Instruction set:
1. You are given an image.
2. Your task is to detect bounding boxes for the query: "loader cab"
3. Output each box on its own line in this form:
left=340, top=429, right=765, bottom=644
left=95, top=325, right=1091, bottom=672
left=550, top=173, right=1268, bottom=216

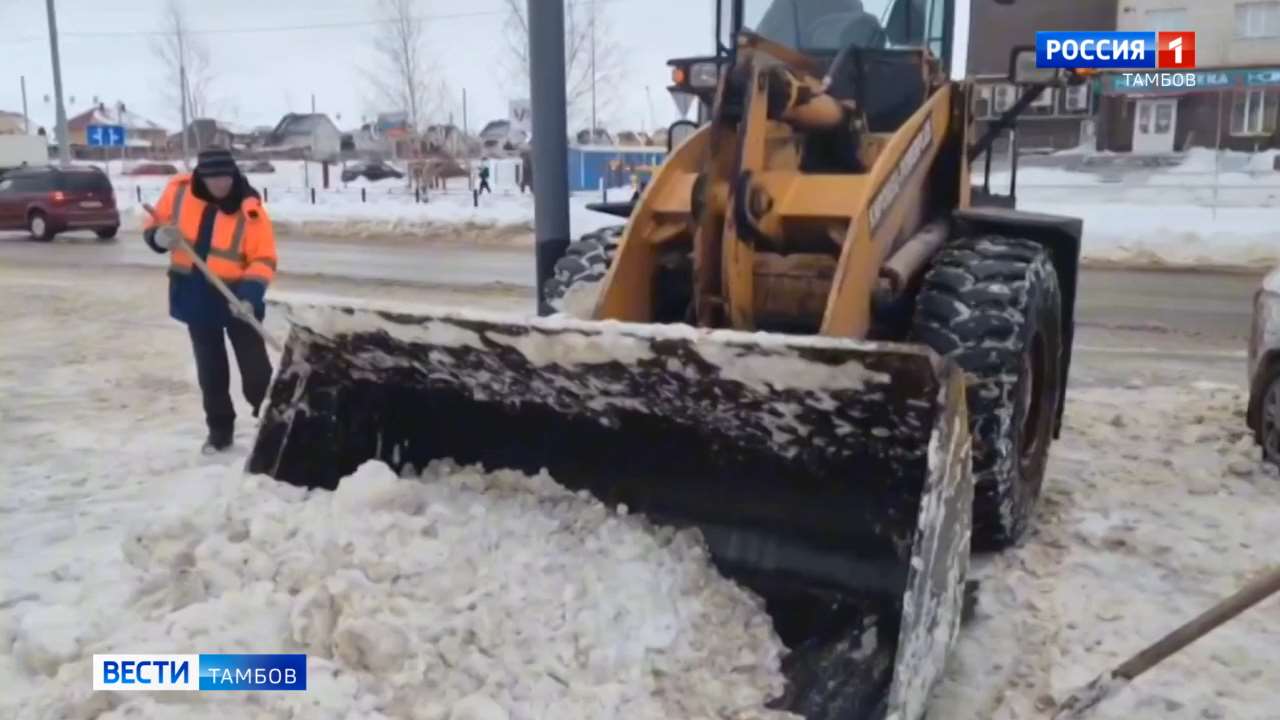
left=733, top=0, right=948, bottom=67
left=727, top=0, right=958, bottom=148
left=728, top=0, right=1049, bottom=208
left=666, top=0, right=1034, bottom=201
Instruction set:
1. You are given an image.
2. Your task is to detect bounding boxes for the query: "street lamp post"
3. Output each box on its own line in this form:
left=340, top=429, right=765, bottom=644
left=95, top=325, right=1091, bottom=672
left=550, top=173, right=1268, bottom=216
left=45, top=0, right=70, bottom=166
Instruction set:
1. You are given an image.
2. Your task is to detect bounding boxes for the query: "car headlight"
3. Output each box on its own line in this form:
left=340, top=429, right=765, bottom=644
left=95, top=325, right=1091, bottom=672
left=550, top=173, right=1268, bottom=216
left=689, top=61, right=721, bottom=89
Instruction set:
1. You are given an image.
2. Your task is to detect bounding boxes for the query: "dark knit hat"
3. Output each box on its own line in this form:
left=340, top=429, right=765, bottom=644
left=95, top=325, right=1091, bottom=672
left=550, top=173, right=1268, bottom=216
left=195, top=148, right=238, bottom=177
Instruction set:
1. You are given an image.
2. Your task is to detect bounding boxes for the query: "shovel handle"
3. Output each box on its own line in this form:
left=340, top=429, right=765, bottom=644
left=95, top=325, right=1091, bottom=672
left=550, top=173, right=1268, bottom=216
left=1057, top=565, right=1280, bottom=719
left=1111, top=565, right=1280, bottom=682
left=142, top=203, right=283, bottom=353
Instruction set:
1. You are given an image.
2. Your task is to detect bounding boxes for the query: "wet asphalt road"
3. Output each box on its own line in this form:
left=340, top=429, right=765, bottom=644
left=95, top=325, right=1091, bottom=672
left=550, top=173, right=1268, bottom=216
left=1, top=228, right=1265, bottom=387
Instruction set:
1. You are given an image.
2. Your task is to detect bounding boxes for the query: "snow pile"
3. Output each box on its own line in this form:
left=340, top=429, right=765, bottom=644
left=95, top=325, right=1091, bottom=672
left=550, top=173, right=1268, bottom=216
left=113, top=184, right=620, bottom=244
left=1039, top=203, right=1280, bottom=270
left=932, top=383, right=1280, bottom=718
left=1248, top=150, right=1279, bottom=173
left=557, top=277, right=605, bottom=319
left=980, top=155, right=1280, bottom=269
left=7, top=460, right=793, bottom=720
left=104, top=154, right=1278, bottom=268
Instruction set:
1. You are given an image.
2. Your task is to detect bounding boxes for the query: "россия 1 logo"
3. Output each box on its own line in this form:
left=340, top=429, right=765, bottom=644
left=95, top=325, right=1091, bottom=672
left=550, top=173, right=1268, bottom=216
left=1036, top=31, right=1196, bottom=70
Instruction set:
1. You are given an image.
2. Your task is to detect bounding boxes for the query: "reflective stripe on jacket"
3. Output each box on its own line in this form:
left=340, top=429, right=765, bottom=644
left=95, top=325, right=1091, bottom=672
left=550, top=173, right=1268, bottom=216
left=144, top=174, right=277, bottom=286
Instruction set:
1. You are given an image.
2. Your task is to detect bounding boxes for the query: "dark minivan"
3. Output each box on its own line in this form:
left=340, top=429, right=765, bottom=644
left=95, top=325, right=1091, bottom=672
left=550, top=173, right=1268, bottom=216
left=0, top=165, right=120, bottom=241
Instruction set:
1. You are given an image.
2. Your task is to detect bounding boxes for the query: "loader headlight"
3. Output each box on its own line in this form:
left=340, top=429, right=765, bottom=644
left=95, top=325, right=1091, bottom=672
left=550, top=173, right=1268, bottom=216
left=689, top=61, right=720, bottom=89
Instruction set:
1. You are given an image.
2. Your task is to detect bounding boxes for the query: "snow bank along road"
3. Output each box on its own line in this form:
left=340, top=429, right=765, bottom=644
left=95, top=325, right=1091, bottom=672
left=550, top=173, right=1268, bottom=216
left=1, top=258, right=1277, bottom=718
left=0, top=229, right=536, bottom=290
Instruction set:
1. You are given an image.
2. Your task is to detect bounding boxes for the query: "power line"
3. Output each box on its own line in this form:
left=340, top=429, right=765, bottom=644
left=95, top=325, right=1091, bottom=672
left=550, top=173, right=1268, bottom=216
left=61, top=8, right=501, bottom=37
left=53, top=0, right=631, bottom=39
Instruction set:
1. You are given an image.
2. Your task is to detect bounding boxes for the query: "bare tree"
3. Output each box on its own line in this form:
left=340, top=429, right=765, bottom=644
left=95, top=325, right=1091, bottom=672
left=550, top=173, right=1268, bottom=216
left=368, top=0, right=448, bottom=132
left=152, top=0, right=216, bottom=130
left=500, top=0, right=625, bottom=129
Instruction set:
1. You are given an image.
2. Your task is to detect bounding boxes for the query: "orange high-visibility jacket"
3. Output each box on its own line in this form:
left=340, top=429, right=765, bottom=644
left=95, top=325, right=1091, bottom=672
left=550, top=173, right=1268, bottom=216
left=144, top=174, right=277, bottom=287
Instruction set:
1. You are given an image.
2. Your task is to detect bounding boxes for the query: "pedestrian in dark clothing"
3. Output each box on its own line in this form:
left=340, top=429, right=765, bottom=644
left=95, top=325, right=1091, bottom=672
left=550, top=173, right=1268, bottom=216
left=520, top=149, right=534, bottom=195
left=143, top=148, right=279, bottom=454
left=478, top=162, right=493, bottom=194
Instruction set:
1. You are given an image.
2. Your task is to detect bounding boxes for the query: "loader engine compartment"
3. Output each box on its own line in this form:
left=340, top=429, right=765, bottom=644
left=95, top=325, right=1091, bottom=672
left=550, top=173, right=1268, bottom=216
left=248, top=307, right=973, bottom=719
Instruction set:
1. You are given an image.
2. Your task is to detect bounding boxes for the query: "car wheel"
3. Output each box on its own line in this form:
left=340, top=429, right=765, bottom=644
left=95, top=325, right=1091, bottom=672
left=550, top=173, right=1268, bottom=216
left=28, top=211, right=54, bottom=242
left=1261, top=373, right=1280, bottom=466
left=95, top=226, right=119, bottom=241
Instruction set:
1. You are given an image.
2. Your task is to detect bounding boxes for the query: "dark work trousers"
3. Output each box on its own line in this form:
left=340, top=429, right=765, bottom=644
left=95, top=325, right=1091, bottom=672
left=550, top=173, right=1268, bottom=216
left=479, top=178, right=492, bottom=194
left=188, top=319, right=272, bottom=434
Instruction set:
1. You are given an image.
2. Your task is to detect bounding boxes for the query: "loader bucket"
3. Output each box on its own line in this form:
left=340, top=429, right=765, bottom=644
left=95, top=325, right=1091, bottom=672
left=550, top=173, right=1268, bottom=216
left=247, top=304, right=973, bottom=720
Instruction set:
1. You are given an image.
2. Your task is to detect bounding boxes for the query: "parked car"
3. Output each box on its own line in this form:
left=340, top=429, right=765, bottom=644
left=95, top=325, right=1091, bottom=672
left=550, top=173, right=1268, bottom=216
left=240, top=160, right=276, bottom=174
left=0, top=165, right=120, bottom=241
left=1248, top=267, right=1280, bottom=463
left=341, top=160, right=403, bottom=183
left=124, top=162, right=179, bottom=176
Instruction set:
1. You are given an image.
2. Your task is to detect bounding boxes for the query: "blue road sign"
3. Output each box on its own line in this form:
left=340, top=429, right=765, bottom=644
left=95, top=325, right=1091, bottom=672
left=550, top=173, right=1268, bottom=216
left=87, top=124, right=126, bottom=147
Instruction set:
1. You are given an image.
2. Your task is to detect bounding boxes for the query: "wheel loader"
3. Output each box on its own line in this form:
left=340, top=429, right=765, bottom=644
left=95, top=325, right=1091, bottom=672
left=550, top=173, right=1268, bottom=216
left=247, top=0, right=1082, bottom=717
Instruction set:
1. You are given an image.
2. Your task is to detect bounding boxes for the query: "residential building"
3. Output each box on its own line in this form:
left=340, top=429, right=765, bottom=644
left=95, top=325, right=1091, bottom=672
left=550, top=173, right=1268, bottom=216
left=967, top=0, right=1120, bottom=152
left=615, top=131, right=650, bottom=147
left=262, top=113, right=342, bottom=161
left=169, top=119, right=237, bottom=154
left=66, top=102, right=167, bottom=155
left=1098, top=0, right=1280, bottom=153
left=0, top=110, right=29, bottom=135
left=574, top=127, right=614, bottom=146
left=478, top=119, right=510, bottom=143
left=477, top=119, right=529, bottom=154
left=375, top=112, right=412, bottom=140
left=424, top=124, right=474, bottom=157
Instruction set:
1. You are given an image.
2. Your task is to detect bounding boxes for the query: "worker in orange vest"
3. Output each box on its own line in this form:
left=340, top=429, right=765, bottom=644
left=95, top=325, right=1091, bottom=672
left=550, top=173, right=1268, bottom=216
left=143, top=148, right=278, bottom=454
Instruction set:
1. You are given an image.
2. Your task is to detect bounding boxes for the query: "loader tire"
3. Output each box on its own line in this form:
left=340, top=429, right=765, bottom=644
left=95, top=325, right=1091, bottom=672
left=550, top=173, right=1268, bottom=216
left=912, top=235, right=1063, bottom=550
left=543, top=225, right=624, bottom=312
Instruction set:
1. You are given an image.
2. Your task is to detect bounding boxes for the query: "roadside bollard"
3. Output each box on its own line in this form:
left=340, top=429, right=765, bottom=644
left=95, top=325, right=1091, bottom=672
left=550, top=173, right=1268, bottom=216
left=263, top=187, right=269, bottom=203
left=310, top=188, right=316, bottom=204
left=473, top=189, right=479, bottom=208
left=415, top=187, right=421, bottom=203
left=135, top=186, right=141, bottom=202
left=362, top=188, right=366, bottom=203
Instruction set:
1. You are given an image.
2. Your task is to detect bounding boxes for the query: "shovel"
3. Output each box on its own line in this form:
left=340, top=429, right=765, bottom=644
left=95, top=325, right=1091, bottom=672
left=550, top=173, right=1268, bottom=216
left=1055, top=565, right=1280, bottom=718
left=142, top=202, right=282, bottom=353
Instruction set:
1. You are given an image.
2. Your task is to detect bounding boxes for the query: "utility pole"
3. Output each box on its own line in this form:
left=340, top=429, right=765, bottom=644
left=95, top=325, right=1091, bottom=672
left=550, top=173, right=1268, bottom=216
left=177, top=22, right=190, bottom=169
left=20, top=76, right=30, bottom=134
left=45, top=0, right=70, bottom=166
left=304, top=93, right=316, bottom=190
left=528, top=0, right=570, bottom=314
left=463, top=88, right=473, bottom=192
left=644, top=85, right=654, bottom=134
left=590, top=0, right=597, bottom=139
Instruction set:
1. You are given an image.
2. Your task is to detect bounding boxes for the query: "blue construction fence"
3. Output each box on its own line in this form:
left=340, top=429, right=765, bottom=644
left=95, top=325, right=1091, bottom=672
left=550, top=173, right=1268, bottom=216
left=568, top=146, right=666, bottom=192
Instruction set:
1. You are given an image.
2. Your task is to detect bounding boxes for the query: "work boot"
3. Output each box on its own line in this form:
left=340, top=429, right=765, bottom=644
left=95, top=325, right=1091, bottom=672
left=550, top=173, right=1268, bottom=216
left=202, top=426, right=234, bottom=455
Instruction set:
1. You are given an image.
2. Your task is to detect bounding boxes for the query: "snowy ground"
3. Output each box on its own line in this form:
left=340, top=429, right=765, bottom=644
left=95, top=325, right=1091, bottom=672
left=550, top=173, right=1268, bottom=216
left=987, top=149, right=1280, bottom=270
left=92, top=152, right=1280, bottom=269
left=933, top=384, right=1280, bottom=719
left=2, top=263, right=1279, bottom=719
left=103, top=159, right=622, bottom=243
left=0, top=266, right=790, bottom=720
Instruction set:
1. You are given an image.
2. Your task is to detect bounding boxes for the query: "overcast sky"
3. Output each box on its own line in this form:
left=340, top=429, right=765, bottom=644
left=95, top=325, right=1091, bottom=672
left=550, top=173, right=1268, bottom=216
left=1, top=0, right=723, bottom=134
